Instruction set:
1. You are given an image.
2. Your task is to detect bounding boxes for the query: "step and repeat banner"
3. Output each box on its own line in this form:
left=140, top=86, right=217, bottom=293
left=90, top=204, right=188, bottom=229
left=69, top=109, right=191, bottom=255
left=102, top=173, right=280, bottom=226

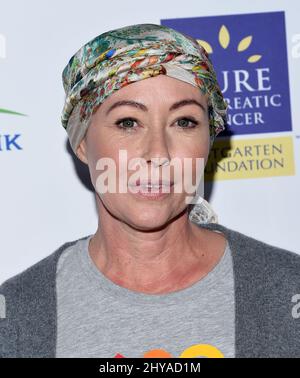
left=0, top=0, right=299, bottom=283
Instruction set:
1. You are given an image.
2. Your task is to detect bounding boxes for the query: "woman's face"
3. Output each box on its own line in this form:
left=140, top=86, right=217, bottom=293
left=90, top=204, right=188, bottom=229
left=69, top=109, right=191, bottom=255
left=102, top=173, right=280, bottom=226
left=77, top=75, right=210, bottom=230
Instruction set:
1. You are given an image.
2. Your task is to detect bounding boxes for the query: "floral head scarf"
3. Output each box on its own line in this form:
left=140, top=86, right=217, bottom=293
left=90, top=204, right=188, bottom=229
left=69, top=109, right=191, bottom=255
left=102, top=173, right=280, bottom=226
left=61, top=23, right=228, bottom=155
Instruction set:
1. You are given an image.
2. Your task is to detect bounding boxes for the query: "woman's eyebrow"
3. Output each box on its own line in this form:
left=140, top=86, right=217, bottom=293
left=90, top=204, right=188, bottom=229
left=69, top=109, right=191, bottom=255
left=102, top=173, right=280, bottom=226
left=105, top=99, right=206, bottom=116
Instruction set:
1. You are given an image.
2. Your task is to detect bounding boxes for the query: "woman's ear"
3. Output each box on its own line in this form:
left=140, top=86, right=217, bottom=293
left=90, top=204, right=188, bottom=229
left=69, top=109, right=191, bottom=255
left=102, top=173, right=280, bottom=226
left=76, top=138, right=88, bottom=165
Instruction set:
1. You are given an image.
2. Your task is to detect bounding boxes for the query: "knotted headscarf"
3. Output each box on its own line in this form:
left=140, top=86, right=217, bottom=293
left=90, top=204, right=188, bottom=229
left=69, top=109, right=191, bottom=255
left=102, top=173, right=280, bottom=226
left=61, top=23, right=228, bottom=154
left=61, top=23, right=228, bottom=224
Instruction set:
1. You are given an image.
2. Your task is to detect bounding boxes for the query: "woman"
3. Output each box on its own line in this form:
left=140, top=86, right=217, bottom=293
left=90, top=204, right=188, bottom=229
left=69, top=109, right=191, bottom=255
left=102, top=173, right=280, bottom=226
left=1, top=23, right=299, bottom=358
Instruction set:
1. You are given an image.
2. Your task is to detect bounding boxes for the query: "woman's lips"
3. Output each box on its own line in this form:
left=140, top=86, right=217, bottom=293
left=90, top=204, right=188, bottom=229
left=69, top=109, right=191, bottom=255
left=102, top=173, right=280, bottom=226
left=134, top=178, right=174, bottom=186
left=128, top=180, right=174, bottom=199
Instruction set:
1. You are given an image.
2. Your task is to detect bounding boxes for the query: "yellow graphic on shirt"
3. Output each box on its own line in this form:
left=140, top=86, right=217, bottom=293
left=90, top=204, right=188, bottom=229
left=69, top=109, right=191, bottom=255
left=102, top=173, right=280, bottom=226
left=180, top=344, right=224, bottom=358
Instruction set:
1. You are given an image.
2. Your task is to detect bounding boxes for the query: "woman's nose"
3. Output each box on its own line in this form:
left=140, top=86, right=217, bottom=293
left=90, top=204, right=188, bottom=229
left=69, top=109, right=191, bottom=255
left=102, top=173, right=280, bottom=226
left=143, top=128, right=171, bottom=167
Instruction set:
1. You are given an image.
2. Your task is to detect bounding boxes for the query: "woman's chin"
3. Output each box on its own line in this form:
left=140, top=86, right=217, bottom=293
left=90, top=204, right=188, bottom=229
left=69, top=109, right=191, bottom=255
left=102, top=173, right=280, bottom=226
left=126, top=210, right=174, bottom=231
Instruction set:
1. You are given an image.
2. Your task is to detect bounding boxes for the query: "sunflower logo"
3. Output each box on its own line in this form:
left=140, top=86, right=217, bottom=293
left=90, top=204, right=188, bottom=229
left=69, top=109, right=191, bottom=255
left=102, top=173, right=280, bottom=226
left=197, top=25, right=262, bottom=63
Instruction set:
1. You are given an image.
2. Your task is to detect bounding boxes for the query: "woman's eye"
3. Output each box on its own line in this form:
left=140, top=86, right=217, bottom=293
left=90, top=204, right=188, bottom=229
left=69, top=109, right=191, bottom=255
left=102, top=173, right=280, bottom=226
left=176, top=117, right=198, bottom=128
left=115, top=118, right=138, bottom=131
left=114, top=117, right=198, bottom=131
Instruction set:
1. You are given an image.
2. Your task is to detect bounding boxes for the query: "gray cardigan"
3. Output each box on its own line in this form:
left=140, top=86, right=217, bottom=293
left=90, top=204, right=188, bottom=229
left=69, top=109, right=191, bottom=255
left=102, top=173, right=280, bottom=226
left=1, top=222, right=300, bottom=358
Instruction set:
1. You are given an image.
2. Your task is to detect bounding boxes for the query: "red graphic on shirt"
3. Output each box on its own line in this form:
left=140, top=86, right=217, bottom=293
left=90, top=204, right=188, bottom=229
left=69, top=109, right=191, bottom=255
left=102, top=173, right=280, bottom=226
left=114, top=353, right=125, bottom=358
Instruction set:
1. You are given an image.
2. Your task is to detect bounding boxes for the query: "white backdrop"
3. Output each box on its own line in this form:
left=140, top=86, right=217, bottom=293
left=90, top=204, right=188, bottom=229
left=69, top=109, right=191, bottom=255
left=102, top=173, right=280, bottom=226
left=0, top=0, right=299, bottom=284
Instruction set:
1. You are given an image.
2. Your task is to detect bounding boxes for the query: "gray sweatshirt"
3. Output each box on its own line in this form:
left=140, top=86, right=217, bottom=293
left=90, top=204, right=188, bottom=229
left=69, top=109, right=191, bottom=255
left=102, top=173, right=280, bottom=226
left=1, top=222, right=300, bottom=358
